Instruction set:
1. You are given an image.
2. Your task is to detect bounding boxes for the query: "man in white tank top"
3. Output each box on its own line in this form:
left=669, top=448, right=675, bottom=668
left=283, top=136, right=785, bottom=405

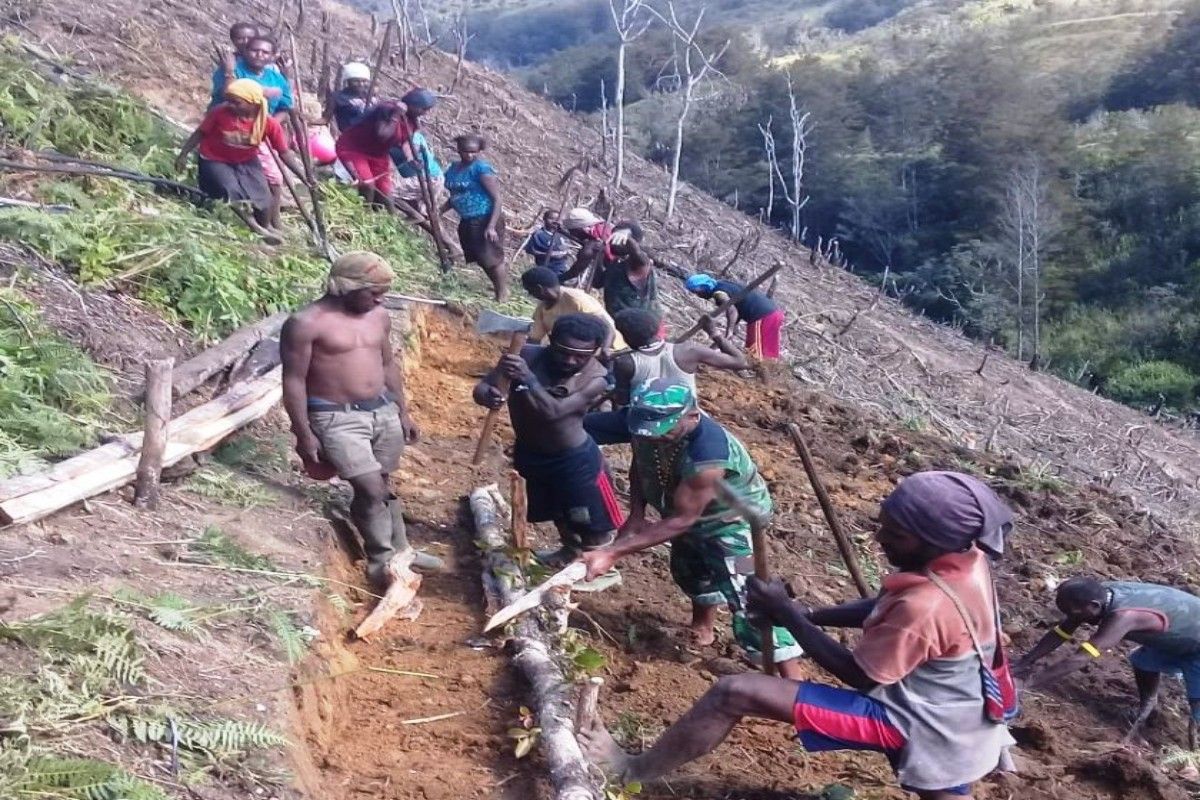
left=611, top=309, right=747, bottom=406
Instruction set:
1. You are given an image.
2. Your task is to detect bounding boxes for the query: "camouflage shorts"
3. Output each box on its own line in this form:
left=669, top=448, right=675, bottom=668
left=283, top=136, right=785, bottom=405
left=669, top=524, right=803, bottom=665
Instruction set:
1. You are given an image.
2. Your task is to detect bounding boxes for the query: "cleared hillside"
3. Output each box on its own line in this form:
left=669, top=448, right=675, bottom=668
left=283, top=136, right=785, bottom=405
left=9, top=0, right=1198, bottom=531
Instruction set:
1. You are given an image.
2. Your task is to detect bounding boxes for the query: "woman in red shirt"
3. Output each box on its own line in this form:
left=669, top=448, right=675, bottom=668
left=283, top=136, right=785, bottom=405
left=335, top=101, right=416, bottom=209
left=175, top=79, right=307, bottom=244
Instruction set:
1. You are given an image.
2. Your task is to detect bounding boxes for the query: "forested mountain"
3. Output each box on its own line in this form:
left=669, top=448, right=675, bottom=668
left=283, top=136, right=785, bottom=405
left=416, top=0, right=1200, bottom=417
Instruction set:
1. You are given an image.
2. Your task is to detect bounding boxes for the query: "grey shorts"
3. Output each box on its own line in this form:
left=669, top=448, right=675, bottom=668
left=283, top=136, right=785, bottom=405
left=308, top=405, right=405, bottom=480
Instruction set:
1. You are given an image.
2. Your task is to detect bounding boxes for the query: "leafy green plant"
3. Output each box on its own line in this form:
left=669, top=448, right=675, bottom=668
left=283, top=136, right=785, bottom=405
left=267, top=609, right=308, bottom=664
left=109, top=711, right=289, bottom=756
left=507, top=705, right=541, bottom=759
left=0, top=288, right=113, bottom=473
left=603, top=780, right=643, bottom=800
left=113, top=590, right=210, bottom=639
left=0, top=597, right=143, bottom=686
left=559, top=629, right=606, bottom=680
left=4, top=753, right=168, bottom=800
left=1106, top=360, right=1198, bottom=410
left=188, top=526, right=276, bottom=571
left=1015, top=461, right=1067, bottom=494
left=184, top=465, right=273, bottom=508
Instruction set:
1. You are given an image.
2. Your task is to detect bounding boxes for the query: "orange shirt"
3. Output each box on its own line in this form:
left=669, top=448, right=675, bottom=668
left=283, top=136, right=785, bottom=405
left=854, top=547, right=997, bottom=685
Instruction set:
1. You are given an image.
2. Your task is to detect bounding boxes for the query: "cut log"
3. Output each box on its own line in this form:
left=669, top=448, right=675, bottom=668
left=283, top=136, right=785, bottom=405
left=0, top=369, right=282, bottom=527
left=510, top=470, right=529, bottom=551
left=170, top=312, right=288, bottom=399
left=134, top=358, right=173, bottom=509
left=470, top=485, right=598, bottom=800
left=353, top=550, right=423, bottom=641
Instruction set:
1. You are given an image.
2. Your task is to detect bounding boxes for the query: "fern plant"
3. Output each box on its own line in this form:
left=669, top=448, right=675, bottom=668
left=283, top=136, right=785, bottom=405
left=0, top=597, right=143, bottom=686
left=7, top=754, right=167, bottom=800
left=267, top=610, right=308, bottom=665
left=113, top=590, right=209, bottom=639
left=109, top=711, right=289, bottom=756
left=188, top=527, right=276, bottom=571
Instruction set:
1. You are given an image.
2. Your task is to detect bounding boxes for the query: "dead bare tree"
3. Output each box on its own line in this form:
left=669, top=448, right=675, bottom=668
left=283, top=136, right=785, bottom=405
left=777, top=73, right=812, bottom=241
left=653, top=3, right=730, bottom=220
left=1000, top=159, right=1056, bottom=366
left=450, top=9, right=475, bottom=92
left=599, top=78, right=610, bottom=164
left=607, top=0, right=653, bottom=191
left=758, top=115, right=776, bottom=221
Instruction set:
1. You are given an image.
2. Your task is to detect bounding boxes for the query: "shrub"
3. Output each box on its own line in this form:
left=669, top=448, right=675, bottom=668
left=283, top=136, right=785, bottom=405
left=1105, top=360, right=1198, bottom=410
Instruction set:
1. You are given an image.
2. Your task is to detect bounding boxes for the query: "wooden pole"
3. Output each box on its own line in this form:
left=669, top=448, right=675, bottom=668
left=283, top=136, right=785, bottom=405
left=134, top=358, right=174, bottom=509
left=714, top=479, right=775, bottom=675
left=416, top=143, right=452, bottom=271
left=673, top=261, right=785, bottom=344
left=510, top=470, right=529, bottom=551
left=574, top=676, right=604, bottom=733
left=471, top=331, right=528, bottom=465
left=285, top=31, right=333, bottom=260
left=269, top=148, right=320, bottom=244
left=366, top=20, right=396, bottom=106
left=786, top=423, right=871, bottom=598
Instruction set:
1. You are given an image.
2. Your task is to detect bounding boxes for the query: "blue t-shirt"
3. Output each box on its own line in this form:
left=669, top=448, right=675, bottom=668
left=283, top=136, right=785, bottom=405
left=210, top=59, right=294, bottom=116
left=392, top=131, right=443, bottom=179
left=525, top=228, right=569, bottom=275
left=444, top=159, right=497, bottom=220
left=714, top=279, right=777, bottom=322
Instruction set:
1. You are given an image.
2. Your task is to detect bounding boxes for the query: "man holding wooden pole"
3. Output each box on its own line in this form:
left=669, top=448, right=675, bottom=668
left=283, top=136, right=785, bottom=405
left=580, top=471, right=1018, bottom=800
left=471, top=314, right=622, bottom=588
left=580, top=379, right=803, bottom=677
left=281, top=251, right=443, bottom=592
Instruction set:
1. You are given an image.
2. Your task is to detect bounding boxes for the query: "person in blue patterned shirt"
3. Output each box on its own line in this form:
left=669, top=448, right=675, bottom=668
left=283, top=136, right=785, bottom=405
left=443, top=134, right=507, bottom=300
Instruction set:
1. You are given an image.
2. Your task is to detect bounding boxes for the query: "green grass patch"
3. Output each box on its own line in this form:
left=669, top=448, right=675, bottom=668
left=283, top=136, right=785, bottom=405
left=0, top=288, right=113, bottom=477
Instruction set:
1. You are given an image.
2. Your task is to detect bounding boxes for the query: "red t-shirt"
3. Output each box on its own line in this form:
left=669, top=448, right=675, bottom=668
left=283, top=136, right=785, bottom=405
left=198, top=106, right=288, bottom=164
left=336, top=113, right=412, bottom=157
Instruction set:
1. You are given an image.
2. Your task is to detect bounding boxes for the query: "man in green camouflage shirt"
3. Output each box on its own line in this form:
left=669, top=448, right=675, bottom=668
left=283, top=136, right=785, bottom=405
left=581, top=380, right=802, bottom=677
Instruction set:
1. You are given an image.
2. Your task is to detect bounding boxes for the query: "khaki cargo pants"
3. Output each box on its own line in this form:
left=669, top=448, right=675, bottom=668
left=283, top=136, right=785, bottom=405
left=308, top=405, right=406, bottom=586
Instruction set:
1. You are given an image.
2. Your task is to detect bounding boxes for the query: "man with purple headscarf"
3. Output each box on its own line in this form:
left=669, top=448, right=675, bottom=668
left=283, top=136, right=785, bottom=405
left=579, top=471, right=1016, bottom=800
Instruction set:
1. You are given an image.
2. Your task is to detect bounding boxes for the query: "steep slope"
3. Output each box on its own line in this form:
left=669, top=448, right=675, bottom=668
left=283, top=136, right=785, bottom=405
left=10, top=0, right=1198, bottom=531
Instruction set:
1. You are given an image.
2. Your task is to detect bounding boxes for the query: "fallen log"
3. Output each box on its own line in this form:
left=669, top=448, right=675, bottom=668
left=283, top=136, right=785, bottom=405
left=353, top=550, right=422, bottom=641
left=470, top=485, right=598, bottom=800
left=0, top=369, right=282, bottom=526
left=170, top=312, right=288, bottom=399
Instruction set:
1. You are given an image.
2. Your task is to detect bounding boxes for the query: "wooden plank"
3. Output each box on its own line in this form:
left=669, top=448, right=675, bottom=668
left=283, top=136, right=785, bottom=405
left=0, top=370, right=281, bottom=527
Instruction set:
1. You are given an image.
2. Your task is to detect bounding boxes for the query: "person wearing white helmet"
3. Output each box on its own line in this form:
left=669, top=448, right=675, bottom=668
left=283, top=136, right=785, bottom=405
left=331, top=62, right=373, bottom=133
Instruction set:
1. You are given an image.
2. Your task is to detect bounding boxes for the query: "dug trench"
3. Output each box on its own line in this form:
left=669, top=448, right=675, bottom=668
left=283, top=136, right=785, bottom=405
left=3, top=301, right=1195, bottom=800
left=293, top=306, right=1199, bottom=800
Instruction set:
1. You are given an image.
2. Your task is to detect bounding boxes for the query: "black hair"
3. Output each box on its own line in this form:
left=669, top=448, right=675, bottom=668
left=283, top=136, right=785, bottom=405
left=543, top=209, right=559, bottom=222
left=230, top=22, right=259, bottom=38
left=613, top=308, right=662, bottom=349
left=455, top=133, right=486, bottom=151
left=521, top=266, right=559, bottom=292
left=1056, top=576, right=1107, bottom=608
left=550, top=313, right=607, bottom=348
left=248, top=35, right=277, bottom=51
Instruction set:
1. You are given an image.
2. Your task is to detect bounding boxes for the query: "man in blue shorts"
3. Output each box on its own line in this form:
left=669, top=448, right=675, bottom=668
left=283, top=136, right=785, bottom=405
left=580, top=471, right=1017, bottom=799
left=1017, top=576, right=1200, bottom=747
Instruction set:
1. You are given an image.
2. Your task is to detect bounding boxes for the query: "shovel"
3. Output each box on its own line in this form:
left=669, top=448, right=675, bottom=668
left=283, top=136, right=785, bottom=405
left=472, top=310, right=533, bottom=465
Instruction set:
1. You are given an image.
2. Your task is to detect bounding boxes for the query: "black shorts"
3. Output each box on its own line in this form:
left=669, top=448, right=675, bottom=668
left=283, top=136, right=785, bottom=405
left=513, top=438, right=623, bottom=545
left=457, top=214, right=506, bottom=267
left=583, top=408, right=633, bottom=446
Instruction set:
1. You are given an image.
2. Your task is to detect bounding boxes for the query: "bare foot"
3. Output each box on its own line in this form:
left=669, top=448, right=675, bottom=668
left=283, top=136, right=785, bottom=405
left=578, top=716, right=635, bottom=782
left=690, top=602, right=719, bottom=647
left=690, top=624, right=716, bottom=647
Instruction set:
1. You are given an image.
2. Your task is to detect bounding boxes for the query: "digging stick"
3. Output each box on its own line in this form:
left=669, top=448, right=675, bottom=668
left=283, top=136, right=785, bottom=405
left=673, top=261, right=784, bottom=344
left=133, top=359, right=173, bottom=510
left=416, top=144, right=452, bottom=271
left=786, top=423, right=871, bottom=598
left=284, top=32, right=334, bottom=260
left=471, top=331, right=529, bottom=465
left=269, top=148, right=319, bottom=244
left=510, top=470, right=529, bottom=551
left=714, top=479, right=775, bottom=675
left=366, top=20, right=395, bottom=106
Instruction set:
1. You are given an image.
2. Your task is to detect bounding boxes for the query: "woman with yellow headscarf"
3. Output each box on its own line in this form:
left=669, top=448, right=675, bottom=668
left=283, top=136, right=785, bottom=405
left=174, top=79, right=308, bottom=243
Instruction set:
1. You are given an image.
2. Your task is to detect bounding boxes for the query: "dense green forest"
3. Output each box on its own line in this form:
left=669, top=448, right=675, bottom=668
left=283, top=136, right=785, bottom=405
left=450, top=0, right=1200, bottom=417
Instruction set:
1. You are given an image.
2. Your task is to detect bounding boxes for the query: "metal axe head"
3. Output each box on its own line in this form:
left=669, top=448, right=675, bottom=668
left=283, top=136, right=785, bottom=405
left=475, top=308, right=533, bottom=336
